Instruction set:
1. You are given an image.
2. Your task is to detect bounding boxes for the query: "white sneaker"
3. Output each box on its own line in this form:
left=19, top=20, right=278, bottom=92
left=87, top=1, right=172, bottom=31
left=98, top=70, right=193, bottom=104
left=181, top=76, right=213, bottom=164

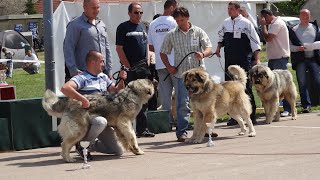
left=280, top=111, right=290, bottom=117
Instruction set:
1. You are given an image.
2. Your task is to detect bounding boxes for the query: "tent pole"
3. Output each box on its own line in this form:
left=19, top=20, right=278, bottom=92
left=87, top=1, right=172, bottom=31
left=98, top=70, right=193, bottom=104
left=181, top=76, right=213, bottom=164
left=43, top=0, right=55, bottom=92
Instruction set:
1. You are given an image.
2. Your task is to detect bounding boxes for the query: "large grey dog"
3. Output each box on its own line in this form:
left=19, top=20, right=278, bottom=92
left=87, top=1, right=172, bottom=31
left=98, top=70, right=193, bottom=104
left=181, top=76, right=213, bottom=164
left=249, top=64, right=297, bottom=124
left=42, top=79, right=154, bottom=162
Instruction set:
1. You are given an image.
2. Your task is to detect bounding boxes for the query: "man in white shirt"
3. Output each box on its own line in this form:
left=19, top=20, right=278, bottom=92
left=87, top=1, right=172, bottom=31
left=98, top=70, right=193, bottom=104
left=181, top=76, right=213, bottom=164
left=23, top=49, right=40, bottom=74
left=148, top=0, right=178, bottom=125
left=260, top=8, right=291, bottom=117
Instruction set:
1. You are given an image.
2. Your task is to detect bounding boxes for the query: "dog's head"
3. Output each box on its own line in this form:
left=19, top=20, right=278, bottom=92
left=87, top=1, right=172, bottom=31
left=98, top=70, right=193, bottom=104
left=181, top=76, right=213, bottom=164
left=182, top=68, right=212, bottom=97
left=249, top=64, right=273, bottom=87
left=127, top=79, right=155, bottom=103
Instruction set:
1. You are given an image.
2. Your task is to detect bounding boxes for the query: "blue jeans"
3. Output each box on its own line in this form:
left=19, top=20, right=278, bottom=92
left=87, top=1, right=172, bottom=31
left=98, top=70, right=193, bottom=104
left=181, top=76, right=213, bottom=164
left=174, top=78, right=190, bottom=137
left=157, top=69, right=177, bottom=123
left=268, top=57, right=291, bottom=112
left=295, top=58, right=320, bottom=108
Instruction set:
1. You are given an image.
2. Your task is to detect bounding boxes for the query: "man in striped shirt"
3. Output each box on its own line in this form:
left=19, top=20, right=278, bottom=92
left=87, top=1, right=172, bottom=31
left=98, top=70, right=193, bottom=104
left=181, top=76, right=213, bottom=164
left=61, top=51, right=127, bottom=160
left=160, top=7, right=213, bottom=142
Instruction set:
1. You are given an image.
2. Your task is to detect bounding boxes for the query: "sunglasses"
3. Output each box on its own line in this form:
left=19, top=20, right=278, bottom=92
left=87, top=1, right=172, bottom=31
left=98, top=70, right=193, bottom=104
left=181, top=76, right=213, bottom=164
left=133, top=11, right=143, bottom=15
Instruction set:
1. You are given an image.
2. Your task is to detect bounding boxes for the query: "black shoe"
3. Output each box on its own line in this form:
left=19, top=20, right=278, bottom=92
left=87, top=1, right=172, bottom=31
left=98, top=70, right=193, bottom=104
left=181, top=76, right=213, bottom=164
left=75, top=143, right=93, bottom=160
left=227, top=118, right=238, bottom=126
left=137, top=129, right=155, bottom=138
left=251, top=119, right=257, bottom=125
left=302, top=106, right=311, bottom=113
left=204, top=132, right=218, bottom=137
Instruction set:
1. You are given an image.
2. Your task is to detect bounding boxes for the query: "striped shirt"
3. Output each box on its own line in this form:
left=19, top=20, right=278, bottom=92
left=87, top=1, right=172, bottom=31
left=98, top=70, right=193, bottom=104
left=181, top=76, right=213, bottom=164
left=160, top=23, right=212, bottom=78
left=71, top=71, right=112, bottom=95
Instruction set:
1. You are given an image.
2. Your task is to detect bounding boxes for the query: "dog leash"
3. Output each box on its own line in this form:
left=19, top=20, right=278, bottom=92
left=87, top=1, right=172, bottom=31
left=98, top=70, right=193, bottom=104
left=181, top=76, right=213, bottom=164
left=113, top=65, right=129, bottom=86
left=163, top=51, right=196, bottom=81
left=163, top=52, right=217, bottom=81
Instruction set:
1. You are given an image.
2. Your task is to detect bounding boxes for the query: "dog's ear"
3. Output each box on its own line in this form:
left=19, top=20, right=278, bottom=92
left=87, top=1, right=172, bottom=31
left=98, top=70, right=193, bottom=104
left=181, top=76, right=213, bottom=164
left=127, top=81, right=135, bottom=89
left=195, top=72, right=206, bottom=83
left=248, top=69, right=254, bottom=81
left=183, top=71, right=189, bottom=83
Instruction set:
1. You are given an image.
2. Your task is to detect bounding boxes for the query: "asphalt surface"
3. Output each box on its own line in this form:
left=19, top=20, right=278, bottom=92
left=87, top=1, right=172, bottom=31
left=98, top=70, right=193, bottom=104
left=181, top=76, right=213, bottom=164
left=1, top=112, right=320, bottom=180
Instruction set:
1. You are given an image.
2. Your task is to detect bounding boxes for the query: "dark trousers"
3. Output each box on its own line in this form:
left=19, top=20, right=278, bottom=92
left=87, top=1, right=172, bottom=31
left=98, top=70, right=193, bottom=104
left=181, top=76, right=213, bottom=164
left=147, top=63, right=158, bottom=110
left=126, top=70, right=149, bottom=134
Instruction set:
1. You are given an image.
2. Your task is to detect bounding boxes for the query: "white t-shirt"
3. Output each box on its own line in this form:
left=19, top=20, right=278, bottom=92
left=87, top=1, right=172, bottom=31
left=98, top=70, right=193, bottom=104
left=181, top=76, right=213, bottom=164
left=24, top=53, right=40, bottom=66
left=266, top=16, right=290, bottom=60
left=148, top=16, right=177, bottom=70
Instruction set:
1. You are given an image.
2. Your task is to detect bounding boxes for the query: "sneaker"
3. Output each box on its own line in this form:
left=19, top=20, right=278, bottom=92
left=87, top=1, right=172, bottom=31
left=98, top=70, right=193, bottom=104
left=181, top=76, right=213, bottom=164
left=177, top=134, right=187, bottom=142
left=136, top=129, right=155, bottom=138
left=75, top=143, right=93, bottom=160
left=280, top=111, right=290, bottom=117
left=302, top=106, right=311, bottom=113
left=204, top=132, right=218, bottom=137
left=227, top=118, right=238, bottom=126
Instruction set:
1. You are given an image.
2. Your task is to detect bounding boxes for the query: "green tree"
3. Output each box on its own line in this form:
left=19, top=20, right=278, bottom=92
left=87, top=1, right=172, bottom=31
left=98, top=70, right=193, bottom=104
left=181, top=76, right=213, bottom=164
left=24, top=0, right=37, bottom=15
left=274, top=0, right=305, bottom=16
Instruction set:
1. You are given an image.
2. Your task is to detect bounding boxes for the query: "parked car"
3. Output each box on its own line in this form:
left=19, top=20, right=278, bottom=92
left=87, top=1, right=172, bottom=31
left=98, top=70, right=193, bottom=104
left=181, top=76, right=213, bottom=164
left=281, top=16, right=300, bottom=27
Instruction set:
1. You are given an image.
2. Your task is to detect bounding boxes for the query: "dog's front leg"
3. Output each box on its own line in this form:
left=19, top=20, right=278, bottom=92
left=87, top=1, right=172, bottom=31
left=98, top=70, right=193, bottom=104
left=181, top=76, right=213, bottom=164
left=117, top=121, right=144, bottom=155
left=186, top=110, right=203, bottom=143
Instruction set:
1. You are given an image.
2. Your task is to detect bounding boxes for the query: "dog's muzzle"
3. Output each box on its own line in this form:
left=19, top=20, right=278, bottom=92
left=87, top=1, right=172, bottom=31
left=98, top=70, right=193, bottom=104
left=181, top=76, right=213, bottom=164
left=185, top=85, right=198, bottom=95
left=254, top=79, right=261, bottom=84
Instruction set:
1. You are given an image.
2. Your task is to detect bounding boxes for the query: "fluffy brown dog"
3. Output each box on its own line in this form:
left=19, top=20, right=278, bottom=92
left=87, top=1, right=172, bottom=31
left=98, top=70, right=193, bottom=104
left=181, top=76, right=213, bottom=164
left=42, top=79, right=154, bottom=162
left=249, top=64, right=297, bottom=124
left=183, top=65, right=256, bottom=143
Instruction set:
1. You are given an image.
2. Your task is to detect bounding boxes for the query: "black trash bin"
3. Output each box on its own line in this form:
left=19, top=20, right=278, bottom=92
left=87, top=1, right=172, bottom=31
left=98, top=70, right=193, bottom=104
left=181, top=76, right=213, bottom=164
left=306, top=70, right=320, bottom=106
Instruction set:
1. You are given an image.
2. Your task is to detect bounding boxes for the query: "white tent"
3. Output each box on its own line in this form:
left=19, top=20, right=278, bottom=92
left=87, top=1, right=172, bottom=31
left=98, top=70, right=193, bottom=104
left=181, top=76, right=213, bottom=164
left=52, top=0, right=287, bottom=94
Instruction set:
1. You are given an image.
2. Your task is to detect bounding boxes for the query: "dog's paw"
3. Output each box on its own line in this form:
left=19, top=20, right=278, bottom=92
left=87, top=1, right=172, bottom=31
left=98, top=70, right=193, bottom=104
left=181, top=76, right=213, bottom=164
left=62, top=155, right=76, bottom=163
left=264, top=120, right=271, bottom=124
left=248, top=132, right=256, bottom=137
left=135, top=150, right=144, bottom=155
left=130, top=146, right=144, bottom=155
left=238, top=132, right=245, bottom=136
left=291, top=116, right=297, bottom=120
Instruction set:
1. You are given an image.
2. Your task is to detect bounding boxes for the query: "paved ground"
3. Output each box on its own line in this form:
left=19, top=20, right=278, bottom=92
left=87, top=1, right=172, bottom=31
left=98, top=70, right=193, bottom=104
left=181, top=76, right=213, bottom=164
left=1, top=112, right=320, bottom=180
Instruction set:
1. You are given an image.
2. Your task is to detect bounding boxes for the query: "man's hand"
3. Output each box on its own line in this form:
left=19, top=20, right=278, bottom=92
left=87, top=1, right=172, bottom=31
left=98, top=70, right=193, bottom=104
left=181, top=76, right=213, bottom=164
left=260, top=17, right=267, bottom=26
left=195, top=52, right=204, bottom=59
left=297, top=46, right=305, bottom=52
left=81, top=97, right=90, bottom=109
left=167, top=66, right=177, bottom=75
left=119, top=70, right=127, bottom=80
left=215, top=49, right=221, bottom=58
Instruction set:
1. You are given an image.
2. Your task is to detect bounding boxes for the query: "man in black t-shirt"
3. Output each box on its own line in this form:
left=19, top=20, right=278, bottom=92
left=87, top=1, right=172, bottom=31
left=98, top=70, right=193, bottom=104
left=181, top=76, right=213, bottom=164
left=116, top=2, right=154, bottom=138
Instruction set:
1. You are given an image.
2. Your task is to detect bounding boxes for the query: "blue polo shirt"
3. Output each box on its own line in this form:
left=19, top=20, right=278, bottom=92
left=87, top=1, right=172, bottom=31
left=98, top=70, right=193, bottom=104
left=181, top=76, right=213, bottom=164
left=71, top=71, right=112, bottom=95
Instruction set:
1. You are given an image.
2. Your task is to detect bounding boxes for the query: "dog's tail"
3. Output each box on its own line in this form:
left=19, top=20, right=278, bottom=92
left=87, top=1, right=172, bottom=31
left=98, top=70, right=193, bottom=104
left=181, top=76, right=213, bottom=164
left=42, top=90, right=68, bottom=118
left=227, top=65, right=247, bottom=86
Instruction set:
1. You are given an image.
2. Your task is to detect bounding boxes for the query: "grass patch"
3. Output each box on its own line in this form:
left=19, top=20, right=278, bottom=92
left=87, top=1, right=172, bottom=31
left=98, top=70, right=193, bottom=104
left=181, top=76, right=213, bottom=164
left=5, top=51, right=45, bottom=99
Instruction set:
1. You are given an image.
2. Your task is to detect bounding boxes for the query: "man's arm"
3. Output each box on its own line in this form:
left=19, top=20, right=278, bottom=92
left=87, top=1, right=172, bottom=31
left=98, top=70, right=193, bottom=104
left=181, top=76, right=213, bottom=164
left=149, top=45, right=155, bottom=52
left=63, top=22, right=81, bottom=76
left=116, top=45, right=131, bottom=69
left=260, top=17, right=276, bottom=42
left=215, top=42, right=223, bottom=58
left=104, top=33, right=112, bottom=78
left=160, top=52, right=176, bottom=75
left=61, top=81, right=89, bottom=108
left=108, top=70, right=127, bottom=92
left=146, top=45, right=150, bottom=66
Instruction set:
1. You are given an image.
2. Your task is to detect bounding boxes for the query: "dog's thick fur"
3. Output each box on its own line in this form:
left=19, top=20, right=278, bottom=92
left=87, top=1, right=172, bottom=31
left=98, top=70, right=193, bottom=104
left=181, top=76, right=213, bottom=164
left=42, top=79, right=154, bottom=162
left=183, top=65, right=256, bottom=143
left=249, top=64, right=297, bottom=124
